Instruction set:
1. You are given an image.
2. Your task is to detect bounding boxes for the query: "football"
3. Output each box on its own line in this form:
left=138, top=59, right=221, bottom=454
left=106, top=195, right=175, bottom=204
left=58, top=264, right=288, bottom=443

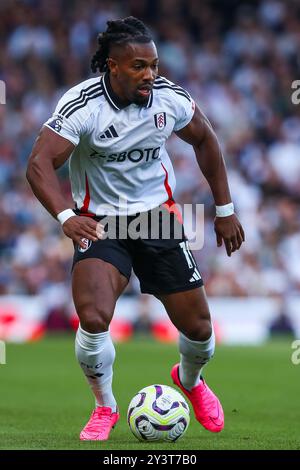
left=127, top=384, right=190, bottom=442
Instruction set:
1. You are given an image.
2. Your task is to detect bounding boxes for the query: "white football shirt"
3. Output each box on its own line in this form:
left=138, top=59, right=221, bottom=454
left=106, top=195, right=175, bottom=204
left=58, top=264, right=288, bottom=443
left=44, top=73, right=195, bottom=215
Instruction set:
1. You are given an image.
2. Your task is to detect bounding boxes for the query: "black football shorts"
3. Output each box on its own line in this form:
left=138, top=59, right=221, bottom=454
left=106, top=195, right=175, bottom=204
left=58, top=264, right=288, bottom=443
left=72, top=203, right=203, bottom=295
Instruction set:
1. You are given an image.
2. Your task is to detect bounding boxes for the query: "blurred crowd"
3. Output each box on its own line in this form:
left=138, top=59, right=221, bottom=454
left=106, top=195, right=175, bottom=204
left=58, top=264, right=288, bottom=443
left=0, top=0, right=300, bottom=317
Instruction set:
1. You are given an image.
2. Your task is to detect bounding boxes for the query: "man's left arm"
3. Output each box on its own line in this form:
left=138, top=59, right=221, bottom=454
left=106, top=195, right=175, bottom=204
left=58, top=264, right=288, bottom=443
left=175, top=104, right=245, bottom=257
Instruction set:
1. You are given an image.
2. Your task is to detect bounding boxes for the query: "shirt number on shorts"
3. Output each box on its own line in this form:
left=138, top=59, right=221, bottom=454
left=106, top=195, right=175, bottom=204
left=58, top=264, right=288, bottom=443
left=179, top=241, right=201, bottom=280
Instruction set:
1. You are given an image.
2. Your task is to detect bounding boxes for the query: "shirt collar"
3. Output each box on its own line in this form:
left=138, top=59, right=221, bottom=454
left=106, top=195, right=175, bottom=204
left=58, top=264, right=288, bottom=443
left=102, top=73, right=153, bottom=111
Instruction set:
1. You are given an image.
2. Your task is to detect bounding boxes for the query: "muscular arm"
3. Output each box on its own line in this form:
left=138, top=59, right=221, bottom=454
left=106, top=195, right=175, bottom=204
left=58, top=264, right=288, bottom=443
left=176, top=105, right=231, bottom=205
left=26, top=126, right=75, bottom=218
left=176, top=104, right=245, bottom=256
left=26, top=126, right=103, bottom=247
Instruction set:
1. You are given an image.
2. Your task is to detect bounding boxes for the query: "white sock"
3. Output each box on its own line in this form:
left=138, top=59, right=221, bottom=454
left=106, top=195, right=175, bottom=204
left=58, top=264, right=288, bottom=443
left=179, top=329, right=215, bottom=391
left=75, top=325, right=117, bottom=412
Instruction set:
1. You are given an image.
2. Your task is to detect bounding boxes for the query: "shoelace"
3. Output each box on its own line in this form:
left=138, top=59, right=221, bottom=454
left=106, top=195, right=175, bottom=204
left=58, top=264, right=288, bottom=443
left=85, top=410, right=112, bottom=432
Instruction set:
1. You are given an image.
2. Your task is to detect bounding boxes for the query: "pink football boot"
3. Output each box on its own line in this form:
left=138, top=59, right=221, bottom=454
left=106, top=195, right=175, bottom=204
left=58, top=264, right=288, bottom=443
left=80, top=406, right=120, bottom=441
left=171, top=364, right=224, bottom=432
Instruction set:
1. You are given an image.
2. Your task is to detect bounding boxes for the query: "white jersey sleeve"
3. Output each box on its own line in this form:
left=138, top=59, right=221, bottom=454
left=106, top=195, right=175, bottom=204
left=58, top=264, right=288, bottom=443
left=44, top=88, right=87, bottom=146
left=173, top=91, right=195, bottom=132
left=153, top=76, right=195, bottom=132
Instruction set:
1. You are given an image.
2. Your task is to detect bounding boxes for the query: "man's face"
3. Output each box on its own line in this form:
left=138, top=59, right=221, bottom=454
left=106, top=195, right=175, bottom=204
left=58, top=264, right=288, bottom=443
left=108, top=41, right=159, bottom=106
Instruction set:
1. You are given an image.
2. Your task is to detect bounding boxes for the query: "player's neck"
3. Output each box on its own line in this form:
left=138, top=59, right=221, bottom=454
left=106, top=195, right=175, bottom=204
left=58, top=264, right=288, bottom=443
left=106, top=73, right=131, bottom=107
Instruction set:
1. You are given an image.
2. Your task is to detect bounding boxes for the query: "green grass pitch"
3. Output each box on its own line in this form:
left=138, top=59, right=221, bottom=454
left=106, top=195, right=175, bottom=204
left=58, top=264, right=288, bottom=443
left=0, top=335, right=299, bottom=450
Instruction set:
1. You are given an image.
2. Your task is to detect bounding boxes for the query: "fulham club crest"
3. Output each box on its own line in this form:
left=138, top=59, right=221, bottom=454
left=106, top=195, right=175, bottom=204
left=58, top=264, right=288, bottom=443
left=78, top=238, right=92, bottom=253
left=154, top=112, right=166, bottom=130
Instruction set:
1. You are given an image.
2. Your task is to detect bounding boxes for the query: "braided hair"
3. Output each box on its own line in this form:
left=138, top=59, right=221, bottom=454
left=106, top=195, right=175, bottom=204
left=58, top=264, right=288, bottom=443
left=91, top=16, right=153, bottom=73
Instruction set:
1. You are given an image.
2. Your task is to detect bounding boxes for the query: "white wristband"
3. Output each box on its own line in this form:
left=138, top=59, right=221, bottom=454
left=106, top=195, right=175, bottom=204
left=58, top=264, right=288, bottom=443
left=215, top=202, right=234, bottom=217
left=57, top=208, right=75, bottom=225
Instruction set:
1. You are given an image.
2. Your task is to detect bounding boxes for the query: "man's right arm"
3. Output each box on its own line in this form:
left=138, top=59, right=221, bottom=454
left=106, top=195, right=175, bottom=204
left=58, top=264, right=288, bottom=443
left=26, top=126, right=102, bottom=248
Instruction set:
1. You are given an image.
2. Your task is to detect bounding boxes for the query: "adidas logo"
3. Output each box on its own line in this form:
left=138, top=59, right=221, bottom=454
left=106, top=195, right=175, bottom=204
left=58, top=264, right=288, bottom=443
left=99, top=125, right=118, bottom=139
left=189, top=269, right=202, bottom=283
left=179, top=241, right=202, bottom=283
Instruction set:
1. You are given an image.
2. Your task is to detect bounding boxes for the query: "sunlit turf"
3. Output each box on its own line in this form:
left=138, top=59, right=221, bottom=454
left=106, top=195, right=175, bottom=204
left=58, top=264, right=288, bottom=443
left=0, top=335, right=299, bottom=450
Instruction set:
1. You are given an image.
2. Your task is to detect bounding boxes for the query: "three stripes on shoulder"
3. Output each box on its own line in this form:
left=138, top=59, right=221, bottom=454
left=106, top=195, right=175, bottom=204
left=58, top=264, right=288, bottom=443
left=59, top=82, right=103, bottom=118
left=58, top=76, right=191, bottom=120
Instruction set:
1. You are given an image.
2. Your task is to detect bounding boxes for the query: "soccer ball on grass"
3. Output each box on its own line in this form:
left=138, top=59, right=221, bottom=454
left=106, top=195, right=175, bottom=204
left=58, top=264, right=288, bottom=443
left=127, top=384, right=190, bottom=442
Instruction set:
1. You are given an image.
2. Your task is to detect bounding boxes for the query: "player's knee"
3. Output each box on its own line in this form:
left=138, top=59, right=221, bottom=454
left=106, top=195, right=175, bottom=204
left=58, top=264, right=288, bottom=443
left=81, top=315, right=110, bottom=333
left=78, top=305, right=112, bottom=333
left=184, top=319, right=212, bottom=342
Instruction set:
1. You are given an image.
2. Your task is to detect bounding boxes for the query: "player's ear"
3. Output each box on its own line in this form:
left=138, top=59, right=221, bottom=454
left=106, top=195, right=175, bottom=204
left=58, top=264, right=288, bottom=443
left=107, top=57, right=118, bottom=75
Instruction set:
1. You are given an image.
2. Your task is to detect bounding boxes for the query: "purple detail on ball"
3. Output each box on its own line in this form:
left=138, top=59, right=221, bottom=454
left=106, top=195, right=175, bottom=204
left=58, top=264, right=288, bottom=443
left=154, top=385, right=163, bottom=399
left=135, top=415, right=150, bottom=440
left=137, top=392, right=146, bottom=407
left=171, top=401, right=179, bottom=409
left=178, top=417, right=188, bottom=427
left=152, top=423, right=175, bottom=431
left=181, top=401, right=188, bottom=410
left=152, top=386, right=169, bottom=414
left=152, top=389, right=179, bottom=415
left=173, top=417, right=188, bottom=442
left=127, top=392, right=146, bottom=424
left=134, top=415, right=188, bottom=440
left=152, top=402, right=169, bottom=415
left=136, top=415, right=149, bottom=427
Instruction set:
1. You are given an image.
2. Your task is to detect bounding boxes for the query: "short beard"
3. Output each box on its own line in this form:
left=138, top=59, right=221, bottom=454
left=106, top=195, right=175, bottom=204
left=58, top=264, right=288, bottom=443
left=133, top=94, right=149, bottom=106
